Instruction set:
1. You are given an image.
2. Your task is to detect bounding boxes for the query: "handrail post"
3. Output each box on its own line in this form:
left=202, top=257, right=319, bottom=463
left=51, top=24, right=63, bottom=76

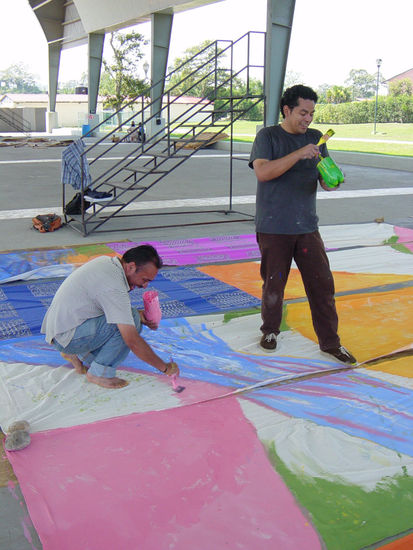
left=214, top=41, right=218, bottom=101
left=229, top=39, right=234, bottom=212
left=167, top=90, right=171, bottom=152
left=80, top=149, right=86, bottom=235
left=247, top=32, right=251, bottom=95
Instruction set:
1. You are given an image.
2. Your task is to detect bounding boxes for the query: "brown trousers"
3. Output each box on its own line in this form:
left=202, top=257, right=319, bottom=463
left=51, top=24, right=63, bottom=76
left=256, top=231, right=340, bottom=351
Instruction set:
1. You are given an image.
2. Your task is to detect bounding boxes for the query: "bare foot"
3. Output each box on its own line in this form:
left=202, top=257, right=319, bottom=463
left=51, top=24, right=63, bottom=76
left=86, top=372, right=129, bottom=389
left=60, top=352, right=88, bottom=374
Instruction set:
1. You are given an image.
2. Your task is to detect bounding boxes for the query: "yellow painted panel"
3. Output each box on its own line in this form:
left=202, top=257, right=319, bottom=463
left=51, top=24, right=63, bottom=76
left=287, top=287, right=413, bottom=365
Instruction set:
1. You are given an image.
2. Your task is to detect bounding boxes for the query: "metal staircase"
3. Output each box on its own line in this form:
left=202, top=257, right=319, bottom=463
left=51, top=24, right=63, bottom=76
left=64, top=31, right=265, bottom=236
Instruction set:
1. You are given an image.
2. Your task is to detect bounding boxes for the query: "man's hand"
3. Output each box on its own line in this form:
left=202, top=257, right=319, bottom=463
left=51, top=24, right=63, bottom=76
left=163, top=361, right=179, bottom=377
left=298, top=143, right=320, bottom=160
left=139, top=310, right=158, bottom=330
left=253, top=143, right=320, bottom=182
left=319, top=177, right=342, bottom=191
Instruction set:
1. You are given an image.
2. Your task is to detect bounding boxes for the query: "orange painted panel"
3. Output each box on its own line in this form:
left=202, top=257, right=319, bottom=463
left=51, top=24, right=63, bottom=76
left=286, top=287, right=413, bottom=365
left=199, top=263, right=413, bottom=301
left=375, top=532, right=413, bottom=549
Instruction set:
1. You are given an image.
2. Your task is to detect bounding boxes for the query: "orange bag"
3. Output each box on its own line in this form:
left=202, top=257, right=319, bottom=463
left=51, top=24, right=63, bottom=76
left=32, top=214, right=62, bottom=233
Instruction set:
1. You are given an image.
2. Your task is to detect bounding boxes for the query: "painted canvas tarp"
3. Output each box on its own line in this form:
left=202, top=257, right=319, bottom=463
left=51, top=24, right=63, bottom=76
left=1, top=222, right=413, bottom=550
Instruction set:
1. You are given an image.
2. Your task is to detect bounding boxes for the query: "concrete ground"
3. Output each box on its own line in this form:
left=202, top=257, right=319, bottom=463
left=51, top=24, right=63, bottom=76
left=0, top=136, right=412, bottom=251
left=0, top=134, right=412, bottom=549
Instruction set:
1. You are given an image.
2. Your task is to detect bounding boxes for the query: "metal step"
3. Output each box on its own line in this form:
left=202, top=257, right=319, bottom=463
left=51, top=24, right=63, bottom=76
left=109, top=181, right=149, bottom=191
left=210, top=108, right=244, bottom=114
left=88, top=199, right=126, bottom=208
left=66, top=215, right=102, bottom=223
left=175, top=122, right=227, bottom=128
left=149, top=151, right=192, bottom=159
left=168, top=136, right=210, bottom=143
left=123, top=166, right=167, bottom=174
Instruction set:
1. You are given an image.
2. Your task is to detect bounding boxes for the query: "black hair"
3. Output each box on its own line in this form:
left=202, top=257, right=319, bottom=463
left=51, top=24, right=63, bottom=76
left=122, top=244, right=163, bottom=269
left=280, top=85, right=318, bottom=118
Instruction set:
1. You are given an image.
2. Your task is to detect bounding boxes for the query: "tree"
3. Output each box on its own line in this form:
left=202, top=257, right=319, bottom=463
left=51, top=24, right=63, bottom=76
left=166, top=41, right=265, bottom=121
left=58, top=73, right=87, bottom=94
left=166, top=41, right=265, bottom=120
left=326, top=85, right=352, bottom=104
left=100, top=31, right=148, bottom=125
left=166, top=41, right=230, bottom=99
left=0, top=63, right=43, bottom=93
left=345, top=69, right=377, bottom=99
left=283, top=70, right=304, bottom=89
left=225, top=76, right=264, bottom=121
left=58, top=80, right=78, bottom=94
left=389, top=78, right=413, bottom=97
left=316, top=83, right=331, bottom=103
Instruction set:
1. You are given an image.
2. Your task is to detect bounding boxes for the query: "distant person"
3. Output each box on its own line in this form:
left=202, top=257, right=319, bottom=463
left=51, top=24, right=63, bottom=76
left=126, top=121, right=136, bottom=143
left=127, top=121, right=145, bottom=143
left=249, top=84, right=356, bottom=365
left=137, top=122, right=146, bottom=143
left=41, top=245, right=179, bottom=388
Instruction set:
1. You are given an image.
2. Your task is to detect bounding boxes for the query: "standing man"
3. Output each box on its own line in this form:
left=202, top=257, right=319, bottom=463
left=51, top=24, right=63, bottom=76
left=41, top=245, right=179, bottom=388
left=249, top=85, right=356, bottom=364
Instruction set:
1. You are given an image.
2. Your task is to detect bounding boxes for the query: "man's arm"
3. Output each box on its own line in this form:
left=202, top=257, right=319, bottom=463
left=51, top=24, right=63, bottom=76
left=117, top=323, right=179, bottom=376
left=252, top=143, right=320, bottom=181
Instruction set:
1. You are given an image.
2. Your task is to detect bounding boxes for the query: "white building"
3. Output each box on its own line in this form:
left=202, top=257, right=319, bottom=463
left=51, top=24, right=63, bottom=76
left=0, top=93, right=213, bottom=133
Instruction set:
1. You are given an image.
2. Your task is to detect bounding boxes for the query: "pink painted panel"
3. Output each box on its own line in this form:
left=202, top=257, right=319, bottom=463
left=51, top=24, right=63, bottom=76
left=394, top=226, right=413, bottom=253
left=107, top=235, right=260, bottom=265
left=8, top=398, right=322, bottom=550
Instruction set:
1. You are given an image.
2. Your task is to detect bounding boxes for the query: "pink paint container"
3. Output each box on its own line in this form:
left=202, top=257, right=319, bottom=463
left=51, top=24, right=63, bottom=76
left=143, top=290, right=162, bottom=325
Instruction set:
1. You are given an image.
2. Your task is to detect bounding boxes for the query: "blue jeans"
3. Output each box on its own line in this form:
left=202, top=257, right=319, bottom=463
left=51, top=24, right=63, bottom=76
left=53, top=309, right=142, bottom=379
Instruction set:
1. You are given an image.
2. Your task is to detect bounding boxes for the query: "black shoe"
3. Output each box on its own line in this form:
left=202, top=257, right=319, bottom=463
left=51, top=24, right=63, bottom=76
left=84, top=189, right=113, bottom=201
left=260, top=333, right=277, bottom=352
left=322, top=346, right=357, bottom=365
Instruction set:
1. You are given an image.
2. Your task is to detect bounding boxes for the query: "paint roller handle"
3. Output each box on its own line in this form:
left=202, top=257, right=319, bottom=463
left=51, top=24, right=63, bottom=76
left=316, top=128, right=335, bottom=146
left=316, top=129, right=335, bottom=160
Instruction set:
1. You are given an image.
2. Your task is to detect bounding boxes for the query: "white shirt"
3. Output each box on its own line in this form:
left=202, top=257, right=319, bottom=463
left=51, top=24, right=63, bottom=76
left=41, top=256, right=135, bottom=346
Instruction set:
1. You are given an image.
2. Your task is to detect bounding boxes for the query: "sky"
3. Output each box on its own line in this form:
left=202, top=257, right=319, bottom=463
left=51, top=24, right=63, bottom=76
left=0, top=0, right=411, bottom=90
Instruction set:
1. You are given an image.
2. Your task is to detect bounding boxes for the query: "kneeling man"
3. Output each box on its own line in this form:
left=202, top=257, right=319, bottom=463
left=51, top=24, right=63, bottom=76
left=41, top=245, right=178, bottom=388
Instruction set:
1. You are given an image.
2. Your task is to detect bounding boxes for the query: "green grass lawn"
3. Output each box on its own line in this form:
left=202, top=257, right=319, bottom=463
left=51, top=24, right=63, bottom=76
left=147, top=120, right=412, bottom=156
left=228, top=121, right=413, bottom=157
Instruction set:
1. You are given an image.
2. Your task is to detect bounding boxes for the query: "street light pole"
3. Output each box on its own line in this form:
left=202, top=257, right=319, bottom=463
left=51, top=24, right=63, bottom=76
left=373, top=58, right=382, bottom=134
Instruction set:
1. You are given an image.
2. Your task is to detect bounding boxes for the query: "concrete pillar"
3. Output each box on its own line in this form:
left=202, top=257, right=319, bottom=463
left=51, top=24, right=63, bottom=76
left=46, top=111, right=59, bottom=133
left=46, top=42, right=62, bottom=131
left=150, top=11, right=173, bottom=134
left=88, top=33, right=105, bottom=117
left=265, top=0, right=296, bottom=126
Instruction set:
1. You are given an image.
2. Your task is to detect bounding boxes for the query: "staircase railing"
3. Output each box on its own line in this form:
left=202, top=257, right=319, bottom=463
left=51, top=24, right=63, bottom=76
left=64, top=31, right=265, bottom=236
left=0, top=108, right=32, bottom=135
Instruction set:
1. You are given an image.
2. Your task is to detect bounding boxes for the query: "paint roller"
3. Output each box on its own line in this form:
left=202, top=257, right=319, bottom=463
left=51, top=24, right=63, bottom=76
left=143, top=290, right=162, bottom=326
left=171, top=373, right=185, bottom=393
left=143, top=291, right=185, bottom=393
left=316, top=129, right=344, bottom=188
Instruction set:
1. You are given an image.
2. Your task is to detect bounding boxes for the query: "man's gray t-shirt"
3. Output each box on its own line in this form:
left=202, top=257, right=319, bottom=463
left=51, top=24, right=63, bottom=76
left=41, top=256, right=135, bottom=346
left=249, top=125, right=327, bottom=234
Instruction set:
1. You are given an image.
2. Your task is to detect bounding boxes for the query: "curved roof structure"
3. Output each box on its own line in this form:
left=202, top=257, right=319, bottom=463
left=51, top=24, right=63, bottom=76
left=28, top=0, right=295, bottom=130
left=28, top=0, right=224, bottom=50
